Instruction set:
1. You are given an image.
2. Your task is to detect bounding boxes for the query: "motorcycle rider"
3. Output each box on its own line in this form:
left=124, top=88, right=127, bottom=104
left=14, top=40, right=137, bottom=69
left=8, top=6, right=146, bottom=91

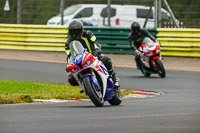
left=128, top=22, right=158, bottom=69
left=65, top=20, right=119, bottom=89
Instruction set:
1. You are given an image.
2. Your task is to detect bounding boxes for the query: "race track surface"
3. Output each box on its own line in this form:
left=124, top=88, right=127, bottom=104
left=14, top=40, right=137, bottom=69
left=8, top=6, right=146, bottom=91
left=0, top=59, right=200, bottom=133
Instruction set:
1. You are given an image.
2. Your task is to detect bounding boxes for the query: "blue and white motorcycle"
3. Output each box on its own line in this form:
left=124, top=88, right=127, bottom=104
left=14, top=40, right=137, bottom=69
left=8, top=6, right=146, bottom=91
left=66, top=41, right=122, bottom=107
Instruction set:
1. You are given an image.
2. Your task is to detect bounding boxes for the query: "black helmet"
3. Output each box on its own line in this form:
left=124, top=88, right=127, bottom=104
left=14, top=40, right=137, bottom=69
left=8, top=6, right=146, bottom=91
left=68, top=20, right=84, bottom=40
left=131, top=22, right=140, bottom=33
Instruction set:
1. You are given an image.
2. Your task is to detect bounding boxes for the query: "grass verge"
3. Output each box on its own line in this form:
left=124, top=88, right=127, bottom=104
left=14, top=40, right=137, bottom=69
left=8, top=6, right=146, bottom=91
left=0, top=80, right=132, bottom=104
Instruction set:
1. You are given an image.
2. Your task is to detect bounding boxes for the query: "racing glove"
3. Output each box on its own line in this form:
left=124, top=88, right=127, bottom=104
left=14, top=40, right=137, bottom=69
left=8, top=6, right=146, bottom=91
left=65, top=57, right=69, bottom=72
left=134, top=50, right=141, bottom=56
left=92, top=50, right=100, bottom=57
left=65, top=67, right=69, bottom=72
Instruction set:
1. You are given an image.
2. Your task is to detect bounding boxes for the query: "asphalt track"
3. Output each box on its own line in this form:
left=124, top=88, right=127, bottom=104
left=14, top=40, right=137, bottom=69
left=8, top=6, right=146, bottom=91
left=0, top=59, right=200, bottom=133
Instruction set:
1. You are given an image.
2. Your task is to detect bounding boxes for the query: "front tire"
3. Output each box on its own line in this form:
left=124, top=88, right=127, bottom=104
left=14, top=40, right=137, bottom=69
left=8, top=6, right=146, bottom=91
left=154, top=58, right=166, bottom=78
left=82, top=76, right=104, bottom=107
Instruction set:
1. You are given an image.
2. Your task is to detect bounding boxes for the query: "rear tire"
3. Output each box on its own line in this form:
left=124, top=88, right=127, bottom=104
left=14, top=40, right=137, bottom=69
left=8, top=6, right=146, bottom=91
left=108, top=88, right=122, bottom=106
left=140, top=67, right=151, bottom=77
left=82, top=76, right=104, bottom=107
left=154, top=59, right=166, bottom=78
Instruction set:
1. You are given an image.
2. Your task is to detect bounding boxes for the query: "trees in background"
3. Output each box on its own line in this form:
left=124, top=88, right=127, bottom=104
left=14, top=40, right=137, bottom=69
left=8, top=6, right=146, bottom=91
left=0, top=0, right=199, bottom=27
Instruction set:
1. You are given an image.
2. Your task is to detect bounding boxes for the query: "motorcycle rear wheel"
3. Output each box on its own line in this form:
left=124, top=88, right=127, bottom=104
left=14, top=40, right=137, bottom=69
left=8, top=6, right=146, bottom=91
left=82, top=76, right=104, bottom=107
left=108, top=87, right=122, bottom=106
left=154, top=58, right=166, bottom=78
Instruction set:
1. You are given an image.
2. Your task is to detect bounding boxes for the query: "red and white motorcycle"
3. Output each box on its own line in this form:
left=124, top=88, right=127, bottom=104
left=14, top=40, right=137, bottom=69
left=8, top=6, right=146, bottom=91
left=138, top=37, right=166, bottom=78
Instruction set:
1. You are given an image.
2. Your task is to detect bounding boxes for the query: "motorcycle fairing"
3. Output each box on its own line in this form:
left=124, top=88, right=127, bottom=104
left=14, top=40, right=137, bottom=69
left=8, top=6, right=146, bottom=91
left=104, top=78, right=115, bottom=101
left=139, top=39, right=161, bottom=68
left=67, top=50, right=94, bottom=73
left=69, top=53, right=109, bottom=98
left=90, top=59, right=108, bottom=97
left=152, top=56, right=159, bottom=61
left=81, top=51, right=94, bottom=66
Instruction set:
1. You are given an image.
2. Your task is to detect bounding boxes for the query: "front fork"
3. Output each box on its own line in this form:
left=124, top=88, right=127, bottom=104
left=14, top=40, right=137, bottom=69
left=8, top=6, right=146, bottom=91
left=151, top=54, right=162, bottom=70
left=79, top=68, right=100, bottom=92
left=78, top=68, right=95, bottom=77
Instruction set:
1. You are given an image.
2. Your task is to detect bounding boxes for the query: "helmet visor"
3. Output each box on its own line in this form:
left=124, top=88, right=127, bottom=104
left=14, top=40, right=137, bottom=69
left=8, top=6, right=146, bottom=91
left=69, top=29, right=82, bottom=40
left=133, top=27, right=140, bottom=33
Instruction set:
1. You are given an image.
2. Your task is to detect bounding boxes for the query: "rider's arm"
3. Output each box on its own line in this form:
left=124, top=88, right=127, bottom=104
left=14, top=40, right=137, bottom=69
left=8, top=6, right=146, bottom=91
left=65, top=38, right=71, bottom=56
left=87, top=31, right=101, bottom=56
left=143, top=30, right=158, bottom=42
left=65, top=39, right=72, bottom=72
left=128, top=33, right=137, bottom=51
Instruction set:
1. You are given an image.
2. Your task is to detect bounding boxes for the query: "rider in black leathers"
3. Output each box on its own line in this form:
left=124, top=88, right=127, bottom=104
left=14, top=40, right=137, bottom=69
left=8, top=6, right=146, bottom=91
left=65, top=20, right=119, bottom=88
left=128, top=22, right=158, bottom=69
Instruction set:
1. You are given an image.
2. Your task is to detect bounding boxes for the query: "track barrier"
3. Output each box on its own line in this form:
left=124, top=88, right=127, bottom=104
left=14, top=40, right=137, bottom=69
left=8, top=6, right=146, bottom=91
left=0, top=24, right=68, bottom=51
left=157, top=28, right=200, bottom=57
left=0, top=24, right=199, bottom=57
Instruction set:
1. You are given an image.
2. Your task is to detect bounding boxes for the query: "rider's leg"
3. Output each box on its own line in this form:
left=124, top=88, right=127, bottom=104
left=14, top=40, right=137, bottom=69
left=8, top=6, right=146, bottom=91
left=99, top=55, right=120, bottom=88
left=68, top=73, right=78, bottom=86
left=135, top=53, right=141, bottom=69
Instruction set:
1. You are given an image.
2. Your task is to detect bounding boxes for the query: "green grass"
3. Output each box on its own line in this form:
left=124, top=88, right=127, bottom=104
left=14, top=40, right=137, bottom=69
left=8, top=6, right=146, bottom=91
left=0, top=80, right=132, bottom=104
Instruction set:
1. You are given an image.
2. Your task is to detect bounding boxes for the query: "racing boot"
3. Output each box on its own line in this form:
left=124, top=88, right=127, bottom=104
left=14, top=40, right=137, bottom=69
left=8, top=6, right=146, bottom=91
left=136, top=63, right=141, bottom=70
left=111, top=71, right=120, bottom=91
left=108, top=68, right=120, bottom=89
left=135, top=58, right=141, bottom=69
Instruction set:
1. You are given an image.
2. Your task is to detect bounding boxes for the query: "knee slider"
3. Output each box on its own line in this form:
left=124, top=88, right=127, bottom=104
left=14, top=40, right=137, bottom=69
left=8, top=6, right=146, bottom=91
left=68, top=74, right=78, bottom=86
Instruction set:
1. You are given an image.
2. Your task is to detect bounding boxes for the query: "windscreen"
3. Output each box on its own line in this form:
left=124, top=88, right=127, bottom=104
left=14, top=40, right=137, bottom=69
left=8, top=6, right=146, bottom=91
left=62, top=5, right=81, bottom=16
left=69, top=41, right=84, bottom=57
left=142, top=37, right=152, bottom=45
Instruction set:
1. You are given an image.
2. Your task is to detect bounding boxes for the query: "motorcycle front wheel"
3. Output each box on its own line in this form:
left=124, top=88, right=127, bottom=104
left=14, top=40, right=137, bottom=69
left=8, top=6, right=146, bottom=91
left=82, top=76, right=104, bottom=107
left=154, top=58, right=166, bottom=78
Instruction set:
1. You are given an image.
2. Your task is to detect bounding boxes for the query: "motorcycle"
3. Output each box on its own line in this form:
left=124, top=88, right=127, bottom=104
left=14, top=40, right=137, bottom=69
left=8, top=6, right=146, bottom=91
left=138, top=37, right=166, bottom=78
left=66, top=41, right=122, bottom=107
